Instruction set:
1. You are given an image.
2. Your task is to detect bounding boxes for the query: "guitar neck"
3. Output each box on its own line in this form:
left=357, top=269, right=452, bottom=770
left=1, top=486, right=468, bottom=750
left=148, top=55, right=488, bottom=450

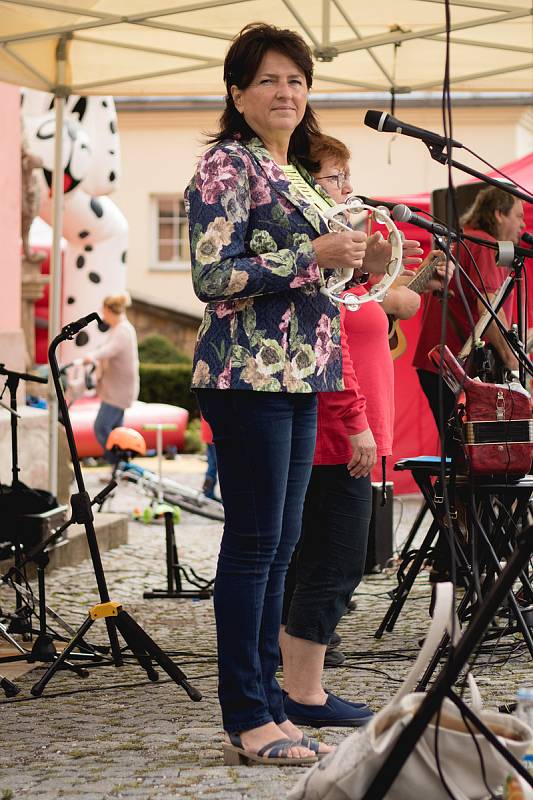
left=406, top=256, right=442, bottom=295
left=458, top=278, right=511, bottom=361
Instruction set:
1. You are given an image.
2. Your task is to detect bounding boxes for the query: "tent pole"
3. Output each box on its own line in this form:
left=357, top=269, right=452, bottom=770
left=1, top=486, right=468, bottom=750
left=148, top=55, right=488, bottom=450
left=48, top=38, right=68, bottom=496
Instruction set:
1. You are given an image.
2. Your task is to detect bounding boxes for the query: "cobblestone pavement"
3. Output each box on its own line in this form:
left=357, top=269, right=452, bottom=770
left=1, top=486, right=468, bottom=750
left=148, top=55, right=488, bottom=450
left=0, top=457, right=530, bottom=799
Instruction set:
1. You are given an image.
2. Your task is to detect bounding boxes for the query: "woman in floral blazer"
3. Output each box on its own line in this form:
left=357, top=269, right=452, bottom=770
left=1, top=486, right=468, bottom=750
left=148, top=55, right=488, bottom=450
left=189, top=133, right=341, bottom=394
left=186, top=23, right=370, bottom=767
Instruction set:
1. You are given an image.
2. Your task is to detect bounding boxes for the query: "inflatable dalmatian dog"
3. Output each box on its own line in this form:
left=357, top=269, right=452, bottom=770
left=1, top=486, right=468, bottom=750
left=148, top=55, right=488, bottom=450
left=22, top=90, right=128, bottom=359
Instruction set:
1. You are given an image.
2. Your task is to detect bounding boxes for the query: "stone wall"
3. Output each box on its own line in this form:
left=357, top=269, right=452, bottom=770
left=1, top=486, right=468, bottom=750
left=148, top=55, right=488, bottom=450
left=0, top=406, right=73, bottom=503
left=0, top=406, right=48, bottom=490
left=129, top=295, right=201, bottom=359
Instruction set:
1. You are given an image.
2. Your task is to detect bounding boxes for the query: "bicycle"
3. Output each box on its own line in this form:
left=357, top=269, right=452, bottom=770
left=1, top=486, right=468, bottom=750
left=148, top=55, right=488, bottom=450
left=109, top=452, right=225, bottom=522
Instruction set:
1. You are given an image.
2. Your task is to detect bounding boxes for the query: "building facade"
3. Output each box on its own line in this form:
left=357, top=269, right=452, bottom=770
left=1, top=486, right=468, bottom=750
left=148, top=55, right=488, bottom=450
left=111, top=99, right=533, bottom=356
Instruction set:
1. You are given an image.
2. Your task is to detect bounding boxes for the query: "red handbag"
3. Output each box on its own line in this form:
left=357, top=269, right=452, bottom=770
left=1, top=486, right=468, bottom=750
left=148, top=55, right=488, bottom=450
left=429, top=345, right=533, bottom=476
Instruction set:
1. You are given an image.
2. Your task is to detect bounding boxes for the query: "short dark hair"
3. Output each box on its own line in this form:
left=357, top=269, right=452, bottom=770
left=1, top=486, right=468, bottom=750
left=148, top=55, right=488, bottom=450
left=209, top=22, right=321, bottom=165
left=460, top=186, right=518, bottom=238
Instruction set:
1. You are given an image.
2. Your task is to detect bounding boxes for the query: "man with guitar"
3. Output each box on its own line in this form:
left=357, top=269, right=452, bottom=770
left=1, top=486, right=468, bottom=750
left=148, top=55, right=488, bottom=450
left=280, top=135, right=451, bottom=728
left=413, top=186, right=525, bottom=441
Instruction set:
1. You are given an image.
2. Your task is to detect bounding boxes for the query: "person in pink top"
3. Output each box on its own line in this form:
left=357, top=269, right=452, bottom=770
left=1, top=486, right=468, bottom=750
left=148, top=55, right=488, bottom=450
left=83, top=291, right=139, bottom=463
left=280, top=135, right=450, bottom=728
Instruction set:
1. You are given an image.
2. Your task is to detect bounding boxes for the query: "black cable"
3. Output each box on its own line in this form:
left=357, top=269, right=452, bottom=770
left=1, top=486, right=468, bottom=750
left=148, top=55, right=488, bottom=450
left=461, top=710, right=499, bottom=800
left=436, top=6, right=494, bottom=793
left=437, top=0, right=459, bottom=656
left=461, top=145, right=533, bottom=199
left=524, top=259, right=529, bottom=354
left=392, top=496, right=404, bottom=553
left=333, top=664, right=406, bottom=682
left=434, top=704, right=460, bottom=800
left=0, top=671, right=219, bottom=704
left=456, top=237, right=492, bottom=306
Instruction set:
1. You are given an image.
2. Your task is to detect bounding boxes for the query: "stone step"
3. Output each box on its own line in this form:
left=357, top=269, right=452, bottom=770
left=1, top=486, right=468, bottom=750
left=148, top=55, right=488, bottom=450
left=1, top=512, right=129, bottom=579
left=47, top=512, right=129, bottom=572
left=0, top=513, right=129, bottom=682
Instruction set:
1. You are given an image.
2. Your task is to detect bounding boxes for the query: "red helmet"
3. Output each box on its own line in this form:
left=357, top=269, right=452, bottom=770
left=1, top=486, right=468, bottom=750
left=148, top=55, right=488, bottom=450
left=106, top=427, right=146, bottom=456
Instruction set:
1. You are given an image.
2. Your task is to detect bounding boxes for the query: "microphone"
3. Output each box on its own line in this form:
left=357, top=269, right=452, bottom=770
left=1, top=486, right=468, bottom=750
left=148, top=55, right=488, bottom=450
left=357, top=195, right=425, bottom=213
left=355, top=196, right=395, bottom=211
left=364, top=110, right=463, bottom=149
left=391, top=204, right=453, bottom=238
left=521, top=231, right=533, bottom=247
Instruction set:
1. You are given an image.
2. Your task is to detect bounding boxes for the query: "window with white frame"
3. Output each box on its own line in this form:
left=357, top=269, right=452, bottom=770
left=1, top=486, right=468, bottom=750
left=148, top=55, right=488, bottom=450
left=151, top=195, right=190, bottom=269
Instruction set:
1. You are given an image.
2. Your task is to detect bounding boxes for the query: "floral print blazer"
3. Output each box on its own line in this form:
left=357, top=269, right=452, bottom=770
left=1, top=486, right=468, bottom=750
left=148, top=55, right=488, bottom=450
left=185, top=136, right=344, bottom=394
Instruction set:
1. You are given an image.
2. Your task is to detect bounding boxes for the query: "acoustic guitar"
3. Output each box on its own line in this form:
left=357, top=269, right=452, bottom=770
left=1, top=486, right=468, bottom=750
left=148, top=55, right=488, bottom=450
left=388, top=255, right=444, bottom=360
left=457, top=280, right=513, bottom=384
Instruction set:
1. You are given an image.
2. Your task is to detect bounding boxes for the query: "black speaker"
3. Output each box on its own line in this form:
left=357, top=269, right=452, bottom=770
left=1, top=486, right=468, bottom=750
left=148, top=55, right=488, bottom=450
left=430, top=181, right=512, bottom=228
left=364, top=482, right=394, bottom=574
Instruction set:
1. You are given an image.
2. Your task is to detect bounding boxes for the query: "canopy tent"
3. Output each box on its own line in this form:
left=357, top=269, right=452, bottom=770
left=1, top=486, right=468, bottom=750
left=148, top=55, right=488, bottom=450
left=1, top=0, right=533, bottom=95
left=1, top=0, right=532, bottom=493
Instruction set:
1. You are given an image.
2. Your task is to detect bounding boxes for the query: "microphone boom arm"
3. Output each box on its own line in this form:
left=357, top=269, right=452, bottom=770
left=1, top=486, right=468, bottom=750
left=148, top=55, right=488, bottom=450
left=424, top=141, right=533, bottom=206
left=431, top=233, right=533, bottom=381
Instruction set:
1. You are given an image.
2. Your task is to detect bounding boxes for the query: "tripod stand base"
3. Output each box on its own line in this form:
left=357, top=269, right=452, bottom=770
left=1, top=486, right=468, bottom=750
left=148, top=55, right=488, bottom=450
left=7, top=613, right=32, bottom=636
left=144, top=511, right=213, bottom=601
left=30, top=600, right=202, bottom=700
left=0, top=676, right=20, bottom=697
left=143, top=588, right=212, bottom=600
left=28, top=633, right=59, bottom=662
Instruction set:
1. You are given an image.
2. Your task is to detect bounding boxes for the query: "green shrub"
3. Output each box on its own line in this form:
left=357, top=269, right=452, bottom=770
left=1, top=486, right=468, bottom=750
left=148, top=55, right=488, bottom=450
left=138, top=363, right=199, bottom=419
left=138, top=334, right=191, bottom=365
left=183, top=418, right=205, bottom=454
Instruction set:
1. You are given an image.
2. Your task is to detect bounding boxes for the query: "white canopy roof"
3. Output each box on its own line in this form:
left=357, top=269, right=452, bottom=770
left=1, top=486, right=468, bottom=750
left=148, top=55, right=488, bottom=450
left=0, top=0, right=532, bottom=97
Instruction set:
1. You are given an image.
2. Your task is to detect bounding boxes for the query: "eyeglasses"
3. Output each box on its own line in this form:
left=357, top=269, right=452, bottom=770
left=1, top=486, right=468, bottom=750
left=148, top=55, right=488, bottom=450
left=316, top=171, right=350, bottom=190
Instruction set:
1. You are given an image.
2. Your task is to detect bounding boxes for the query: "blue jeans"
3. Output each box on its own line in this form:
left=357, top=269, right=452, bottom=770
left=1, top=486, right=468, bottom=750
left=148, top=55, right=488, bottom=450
left=94, top=402, right=125, bottom=464
left=197, top=389, right=317, bottom=733
left=203, top=443, right=218, bottom=498
left=283, top=465, right=372, bottom=643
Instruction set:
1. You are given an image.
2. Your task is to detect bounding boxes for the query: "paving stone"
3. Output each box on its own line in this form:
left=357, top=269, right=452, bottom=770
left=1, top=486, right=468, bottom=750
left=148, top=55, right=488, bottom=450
left=0, top=465, right=529, bottom=799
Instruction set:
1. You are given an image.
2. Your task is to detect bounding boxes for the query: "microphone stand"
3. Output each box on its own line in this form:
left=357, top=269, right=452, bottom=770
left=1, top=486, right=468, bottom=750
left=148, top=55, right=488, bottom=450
left=29, top=313, right=201, bottom=702
left=0, top=363, right=48, bottom=631
left=424, top=141, right=533, bottom=206
left=432, top=233, right=533, bottom=388
left=363, top=158, right=533, bottom=799
left=425, top=139, right=533, bottom=385
left=362, top=527, right=533, bottom=800
left=397, top=220, right=533, bottom=386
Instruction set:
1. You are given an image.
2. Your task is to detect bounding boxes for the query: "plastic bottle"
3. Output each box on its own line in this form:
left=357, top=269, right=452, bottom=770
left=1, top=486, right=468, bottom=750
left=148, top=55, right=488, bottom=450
left=516, top=687, right=533, bottom=776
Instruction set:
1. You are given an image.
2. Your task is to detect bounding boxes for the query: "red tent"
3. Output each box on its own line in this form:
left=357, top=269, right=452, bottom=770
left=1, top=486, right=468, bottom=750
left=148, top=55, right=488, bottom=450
left=372, top=153, right=533, bottom=494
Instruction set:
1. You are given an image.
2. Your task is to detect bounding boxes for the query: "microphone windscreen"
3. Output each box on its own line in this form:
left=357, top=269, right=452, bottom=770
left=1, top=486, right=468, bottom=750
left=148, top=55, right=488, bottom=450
left=521, top=231, right=533, bottom=247
left=364, top=110, right=387, bottom=131
left=391, top=204, right=411, bottom=223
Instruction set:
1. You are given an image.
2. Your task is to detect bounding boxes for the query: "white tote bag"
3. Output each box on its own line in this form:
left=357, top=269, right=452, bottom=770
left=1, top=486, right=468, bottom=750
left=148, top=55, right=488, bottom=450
left=289, top=584, right=533, bottom=800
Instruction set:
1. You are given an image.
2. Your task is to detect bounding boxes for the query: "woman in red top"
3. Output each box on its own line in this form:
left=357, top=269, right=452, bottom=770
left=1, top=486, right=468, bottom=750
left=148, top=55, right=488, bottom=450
left=280, top=135, right=449, bottom=727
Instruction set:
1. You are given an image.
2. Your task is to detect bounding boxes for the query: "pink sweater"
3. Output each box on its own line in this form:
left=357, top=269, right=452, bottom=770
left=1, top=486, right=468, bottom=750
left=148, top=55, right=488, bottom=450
left=92, top=318, right=139, bottom=410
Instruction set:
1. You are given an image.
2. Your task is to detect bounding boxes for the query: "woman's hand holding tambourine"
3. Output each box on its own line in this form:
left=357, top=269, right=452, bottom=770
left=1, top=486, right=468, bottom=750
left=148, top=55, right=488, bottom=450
left=313, top=230, right=367, bottom=271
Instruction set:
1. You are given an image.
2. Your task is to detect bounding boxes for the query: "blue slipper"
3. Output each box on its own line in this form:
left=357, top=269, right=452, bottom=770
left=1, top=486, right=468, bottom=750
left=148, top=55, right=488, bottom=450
left=283, top=688, right=371, bottom=714
left=284, top=693, right=374, bottom=728
left=325, top=689, right=371, bottom=713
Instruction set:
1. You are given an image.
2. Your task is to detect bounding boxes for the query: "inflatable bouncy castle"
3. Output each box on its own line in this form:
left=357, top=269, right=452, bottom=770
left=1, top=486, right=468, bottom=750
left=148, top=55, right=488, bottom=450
left=22, top=90, right=128, bottom=363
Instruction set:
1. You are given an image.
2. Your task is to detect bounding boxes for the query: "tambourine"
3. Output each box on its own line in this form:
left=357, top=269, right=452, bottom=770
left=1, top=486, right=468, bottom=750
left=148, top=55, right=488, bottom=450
left=317, top=196, right=403, bottom=311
